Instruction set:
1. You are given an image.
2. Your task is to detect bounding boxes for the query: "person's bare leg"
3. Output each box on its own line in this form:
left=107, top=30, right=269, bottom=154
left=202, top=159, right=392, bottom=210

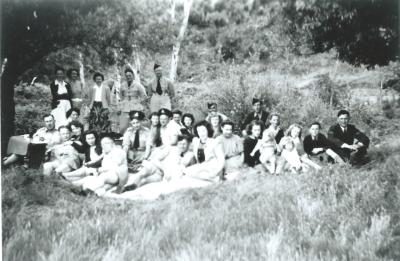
left=138, top=173, right=163, bottom=187
left=326, top=149, right=345, bottom=164
left=43, top=162, right=56, bottom=176
left=63, top=168, right=88, bottom=178
left=3, top=154, right=20, bottom=166
left=301, top=155, right=322, bottom=170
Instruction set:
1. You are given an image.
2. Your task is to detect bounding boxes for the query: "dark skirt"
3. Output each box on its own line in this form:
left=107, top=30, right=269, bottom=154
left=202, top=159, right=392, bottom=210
left=89, top=102, right=111, bottom=134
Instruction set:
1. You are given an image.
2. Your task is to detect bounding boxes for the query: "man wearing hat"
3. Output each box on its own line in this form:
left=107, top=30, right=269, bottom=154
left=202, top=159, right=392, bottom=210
left=241, top=98, right=269, bottom=136
left=204, top=102, right=228, bottom=122
left=147, top=63, right=175, bottom=112
left=328, top=109, right=370, bottom=165
left=122, top=110, right=151, bottom=170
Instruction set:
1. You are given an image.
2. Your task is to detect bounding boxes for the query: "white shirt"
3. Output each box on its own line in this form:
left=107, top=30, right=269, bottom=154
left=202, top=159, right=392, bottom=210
left=89, top=146, right=102, bottom=162
left=93, top=84, right=102, bottom=102
left=55, top=80, right=67, bottom=95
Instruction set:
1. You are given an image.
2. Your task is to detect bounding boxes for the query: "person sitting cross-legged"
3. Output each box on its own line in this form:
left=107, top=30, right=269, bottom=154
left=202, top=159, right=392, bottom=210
left=328, top=109, right=370, bottom=165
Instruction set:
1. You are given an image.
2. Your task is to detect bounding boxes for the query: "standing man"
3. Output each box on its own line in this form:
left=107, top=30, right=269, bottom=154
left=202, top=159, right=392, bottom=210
left=241, top=98, right=269, bottom=136
left=147, top=63, right=175, bottom=112
left=328, top=110, right=370, bottom=165
left=119, top=68, right=147, bottom=133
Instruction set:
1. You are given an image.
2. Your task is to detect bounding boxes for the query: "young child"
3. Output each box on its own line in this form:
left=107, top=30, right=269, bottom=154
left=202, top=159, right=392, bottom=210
left=251, top=130, right=277, bottom=174
left=280, top=137, right=308, bottom=174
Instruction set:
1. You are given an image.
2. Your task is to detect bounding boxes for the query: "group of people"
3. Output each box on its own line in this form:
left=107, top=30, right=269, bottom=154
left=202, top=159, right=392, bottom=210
left=2, top=63, right=371, bottom=197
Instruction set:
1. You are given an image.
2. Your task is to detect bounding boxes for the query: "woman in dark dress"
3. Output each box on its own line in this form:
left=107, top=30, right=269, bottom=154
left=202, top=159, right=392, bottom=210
left=243, top=120, right=264, bottom=167
left=50, top=67, right=73, bottom=128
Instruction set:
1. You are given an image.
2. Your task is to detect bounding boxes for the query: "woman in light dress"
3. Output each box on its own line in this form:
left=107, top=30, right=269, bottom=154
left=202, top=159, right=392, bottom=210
left=50, top=67, right=72, bottom=128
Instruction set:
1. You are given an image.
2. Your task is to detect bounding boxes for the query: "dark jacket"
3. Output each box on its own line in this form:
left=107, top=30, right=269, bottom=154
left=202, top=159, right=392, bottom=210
left=303, top=133, right=332, bottom=156
left=50, top=81, right=73, bottom=109
left=242, top=110, right=269, bottom=130
left=243, top=136, right=260, bottom=167
left=83, top=144, right=102, bottom=167
left=327, top=124, right=370, bottom=149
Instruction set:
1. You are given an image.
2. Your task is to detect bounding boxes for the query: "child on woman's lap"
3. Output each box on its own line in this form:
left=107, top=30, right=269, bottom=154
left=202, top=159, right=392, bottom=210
left=251, top=130, right=277, bottom=174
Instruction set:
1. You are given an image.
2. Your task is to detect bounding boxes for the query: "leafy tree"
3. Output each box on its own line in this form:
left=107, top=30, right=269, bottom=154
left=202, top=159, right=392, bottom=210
left=1, top=0, right=107, bottom=153
left=282, top=0, right=398, bottom=66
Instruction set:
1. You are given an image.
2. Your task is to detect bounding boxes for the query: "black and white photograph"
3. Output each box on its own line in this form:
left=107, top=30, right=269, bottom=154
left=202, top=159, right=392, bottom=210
left=1, top=0, right=399, bottom=260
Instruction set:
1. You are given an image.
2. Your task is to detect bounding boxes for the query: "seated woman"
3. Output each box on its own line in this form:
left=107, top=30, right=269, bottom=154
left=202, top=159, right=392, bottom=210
left=62, top=130, right=103, bottom=182
left=66, top=108, right=81, bottom=125
left=43, top=126, right=81, bottom=176
left=123, top=134, right=195, bottom=191
left=77, top=137, right=128, bottom=195
left=243, top=120, right=264, bottom=168
left=183, top=120, right=225, bottom=182
left=254, top=129, right=278, bottom=174
left=122, top=111, right=150, bottom=170
left=180, top=113, right=195, bottom=136
left=264, top=113, right=284, bottom=144
left=208, top=114, right=223, bottom=138
left=303, top=122, right=344, bottom=164
left=216, top=121, right=244, bottom=179
left=279, top=124, right=321, bottom=171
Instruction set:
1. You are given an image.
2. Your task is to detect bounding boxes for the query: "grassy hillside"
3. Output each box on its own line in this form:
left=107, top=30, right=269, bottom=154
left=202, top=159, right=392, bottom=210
left=2, top=132, right=400, bottom=260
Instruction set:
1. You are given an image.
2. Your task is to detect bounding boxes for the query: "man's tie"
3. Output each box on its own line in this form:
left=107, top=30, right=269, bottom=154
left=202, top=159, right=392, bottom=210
left=254, top=113, right=259, bottom=121
left=156, top=78, right=162, bottom=95
left=133, top=130, right=140, bottom=149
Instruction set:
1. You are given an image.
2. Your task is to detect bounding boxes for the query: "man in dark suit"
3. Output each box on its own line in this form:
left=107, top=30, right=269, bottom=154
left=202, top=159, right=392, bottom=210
left=328, top=110, right=370, bottom=165
left=241, top=98, right=269, bottom=136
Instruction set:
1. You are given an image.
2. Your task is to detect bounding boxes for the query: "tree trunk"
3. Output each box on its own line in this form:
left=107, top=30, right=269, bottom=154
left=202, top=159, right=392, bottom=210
left=1, top=63, right=16, bottom=155
left=78, top=52, right=85, bottom=86
left=169, top=0, right=193, bottom=82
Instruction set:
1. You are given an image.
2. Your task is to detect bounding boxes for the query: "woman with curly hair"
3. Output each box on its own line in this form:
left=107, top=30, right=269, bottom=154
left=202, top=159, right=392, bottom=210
left=183, top=120, right=225, bottom=181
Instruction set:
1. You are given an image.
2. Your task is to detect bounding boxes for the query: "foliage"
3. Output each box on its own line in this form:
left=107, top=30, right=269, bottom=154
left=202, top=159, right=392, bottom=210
left=282, top=0, right=398, bottom=66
